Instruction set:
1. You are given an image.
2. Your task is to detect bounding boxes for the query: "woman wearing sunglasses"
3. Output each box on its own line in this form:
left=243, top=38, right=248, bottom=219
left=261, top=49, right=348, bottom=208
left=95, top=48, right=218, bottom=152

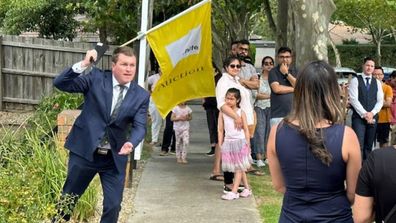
left=215, top=55, right=255, bottom=195
left=252, top=56, right=274, bottom=168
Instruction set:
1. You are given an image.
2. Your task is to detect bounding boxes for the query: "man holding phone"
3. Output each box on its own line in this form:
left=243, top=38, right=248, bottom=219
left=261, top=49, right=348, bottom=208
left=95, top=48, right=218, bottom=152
left=268, top=46, right=297, bottom=126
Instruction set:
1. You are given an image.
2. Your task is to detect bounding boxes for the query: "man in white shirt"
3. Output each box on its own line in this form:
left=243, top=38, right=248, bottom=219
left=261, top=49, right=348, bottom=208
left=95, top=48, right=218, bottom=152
left=349, top=56, right=384, bottom=160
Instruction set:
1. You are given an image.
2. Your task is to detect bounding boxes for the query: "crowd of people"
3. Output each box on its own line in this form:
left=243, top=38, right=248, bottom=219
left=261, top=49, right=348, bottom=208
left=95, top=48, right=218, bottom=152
left=146, top=39, right=396, bottom=222
left=49, top=38, right=396, bottom=222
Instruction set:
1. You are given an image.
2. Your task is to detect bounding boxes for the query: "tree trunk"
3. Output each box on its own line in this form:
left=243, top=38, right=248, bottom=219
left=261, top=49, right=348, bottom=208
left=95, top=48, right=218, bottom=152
left=376, top=40, right=382, bottom=66
left=328, top=37, right=342, bottom=67
left=287, top=3, right=296, bottom=53
left=263, top=0, right=277, bottom=37
left=99, top=27, right=108, bottom=44
left=370, top=27, right=384, bottom=66
left=276, top=0, right=289, bottom=50
left=392, top=26, right=396, bottom=43
left=289, top=0, right=336, bottom=68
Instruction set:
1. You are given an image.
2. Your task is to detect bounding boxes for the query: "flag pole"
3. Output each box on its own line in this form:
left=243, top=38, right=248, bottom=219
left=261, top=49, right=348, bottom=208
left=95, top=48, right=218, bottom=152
left=145, top=0, right=211, bottom=34
left=120, top=0, right=211, bottom=46
left=133, top=0, right=150, bottom=161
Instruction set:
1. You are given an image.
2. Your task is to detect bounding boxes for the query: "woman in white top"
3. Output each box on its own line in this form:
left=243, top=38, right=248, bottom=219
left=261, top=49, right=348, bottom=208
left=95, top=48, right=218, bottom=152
left=216, top=56, right=254, bottom=129
left=216, top=55, right=255, bottom=190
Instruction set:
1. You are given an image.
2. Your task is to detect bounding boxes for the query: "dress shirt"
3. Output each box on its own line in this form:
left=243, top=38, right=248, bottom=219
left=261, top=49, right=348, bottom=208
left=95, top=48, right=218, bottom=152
left=72, top=61, right=131, bottom=115
left=349, top=73, right=384, bottom=117
left=110, top=76, right=130, bottom=114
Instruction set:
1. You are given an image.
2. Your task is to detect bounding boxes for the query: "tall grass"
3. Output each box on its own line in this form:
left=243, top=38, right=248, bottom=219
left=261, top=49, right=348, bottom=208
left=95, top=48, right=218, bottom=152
left=0, top=91, right=99, bottom=222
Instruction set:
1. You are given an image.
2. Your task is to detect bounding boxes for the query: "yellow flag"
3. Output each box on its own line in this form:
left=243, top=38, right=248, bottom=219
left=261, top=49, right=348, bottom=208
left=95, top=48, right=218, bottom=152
left=146, top=0, right=214, bottom=117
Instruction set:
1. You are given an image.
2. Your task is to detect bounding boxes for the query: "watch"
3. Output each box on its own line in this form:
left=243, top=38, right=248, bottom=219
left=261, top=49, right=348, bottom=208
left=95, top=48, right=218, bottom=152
left=283, top=73, right=289, bottom=78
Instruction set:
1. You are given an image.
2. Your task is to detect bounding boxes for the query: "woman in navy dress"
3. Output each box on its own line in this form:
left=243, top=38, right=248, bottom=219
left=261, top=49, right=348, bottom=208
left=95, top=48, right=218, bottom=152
left=267, top=61, right=362, bottom=222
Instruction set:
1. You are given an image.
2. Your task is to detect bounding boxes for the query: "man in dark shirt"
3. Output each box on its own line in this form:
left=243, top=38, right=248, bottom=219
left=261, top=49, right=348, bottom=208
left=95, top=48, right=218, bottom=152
left=268, top=46, right=297, bottom=126
left=354, top=146, right=396, bottom=223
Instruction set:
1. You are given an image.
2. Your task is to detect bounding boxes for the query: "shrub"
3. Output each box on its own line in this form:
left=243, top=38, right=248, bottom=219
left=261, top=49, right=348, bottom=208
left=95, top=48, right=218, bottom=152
left=328, top=44, right=396, bottom=70
left=342, top=38, right=359, bottom=45
left=0, top=91, right=98, bottom=222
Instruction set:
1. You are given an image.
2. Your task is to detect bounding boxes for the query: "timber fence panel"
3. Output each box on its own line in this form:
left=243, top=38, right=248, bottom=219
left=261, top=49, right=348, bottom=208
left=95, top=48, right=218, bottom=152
left=0, top=35, right=114, bottom=111
left=0, top=36, right=2, bottom=110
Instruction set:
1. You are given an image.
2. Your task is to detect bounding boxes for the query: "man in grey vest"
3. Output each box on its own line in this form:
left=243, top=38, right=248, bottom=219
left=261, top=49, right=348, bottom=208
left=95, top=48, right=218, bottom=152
left=349, top=56, right=383, bottom=160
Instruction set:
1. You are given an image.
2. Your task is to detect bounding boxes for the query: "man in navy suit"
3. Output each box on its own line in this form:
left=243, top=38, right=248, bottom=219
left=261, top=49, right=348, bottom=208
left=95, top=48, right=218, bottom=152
left=52, top=46, right=149, bottom=223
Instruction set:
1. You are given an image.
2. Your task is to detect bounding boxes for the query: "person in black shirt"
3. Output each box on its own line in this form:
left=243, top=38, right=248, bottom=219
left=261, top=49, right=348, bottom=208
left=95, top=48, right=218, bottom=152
left=268, top=46, right=297, bottom=127
left=207, top=64, right=223, bottom=181
left=354, top=146, right=396, bottom=223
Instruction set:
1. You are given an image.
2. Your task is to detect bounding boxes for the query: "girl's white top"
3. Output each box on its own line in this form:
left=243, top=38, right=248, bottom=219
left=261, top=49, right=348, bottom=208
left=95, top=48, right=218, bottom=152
left=172, top=105, right=192, bottom=131
left=223, top=109, right=245, bottom=140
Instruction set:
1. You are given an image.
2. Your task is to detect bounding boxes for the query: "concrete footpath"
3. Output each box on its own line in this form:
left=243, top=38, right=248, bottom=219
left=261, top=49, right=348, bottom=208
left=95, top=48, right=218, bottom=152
left=127, top=104, right=262, bottom=223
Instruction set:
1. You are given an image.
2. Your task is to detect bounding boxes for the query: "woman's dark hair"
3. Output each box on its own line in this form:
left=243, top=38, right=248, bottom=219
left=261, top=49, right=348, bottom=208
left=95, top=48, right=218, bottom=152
left=223, top=55, right=241, bottom=70
left=226, top=88, right=241, bottom=108
left=285, top=60, right=343, bottom=166
left=261, top=56, right=274, bottom=67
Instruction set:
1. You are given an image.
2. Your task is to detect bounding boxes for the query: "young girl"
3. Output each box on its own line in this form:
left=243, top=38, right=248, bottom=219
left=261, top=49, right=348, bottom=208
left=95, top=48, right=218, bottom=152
left=171, top=102, right=192, bottom=164
left=218, top=88, right=252, bottom=200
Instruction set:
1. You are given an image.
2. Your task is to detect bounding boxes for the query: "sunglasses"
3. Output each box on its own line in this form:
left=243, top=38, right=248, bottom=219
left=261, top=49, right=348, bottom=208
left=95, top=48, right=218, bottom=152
left=264, top=62, right=274, bottom=66
left=229, top=64, right=241, bottom=69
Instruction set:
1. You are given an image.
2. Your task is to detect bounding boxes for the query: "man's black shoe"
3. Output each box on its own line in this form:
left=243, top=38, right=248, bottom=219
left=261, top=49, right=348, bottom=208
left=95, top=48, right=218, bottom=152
left=206, top=147, right=215, bottom=156
left=206, top=150, right=215, bottom=156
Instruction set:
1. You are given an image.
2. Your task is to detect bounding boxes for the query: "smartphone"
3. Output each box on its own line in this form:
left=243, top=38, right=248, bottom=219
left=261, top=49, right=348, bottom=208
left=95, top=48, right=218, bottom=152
left=91, top=42, right=109, bottom=65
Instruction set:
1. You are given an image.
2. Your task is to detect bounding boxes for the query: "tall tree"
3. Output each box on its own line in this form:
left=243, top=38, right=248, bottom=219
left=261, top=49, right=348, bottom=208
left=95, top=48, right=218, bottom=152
left=0, top=0, right=77, bottom=40
left=333, top=0, right=396, bottom=65
left=211, top=0, right=263, bottom=67
left=70, top=0, right=140, bottom=44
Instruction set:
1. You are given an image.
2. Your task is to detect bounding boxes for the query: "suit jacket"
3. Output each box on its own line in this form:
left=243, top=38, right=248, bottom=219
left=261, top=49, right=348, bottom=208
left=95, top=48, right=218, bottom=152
left=54, top=67, right=149, bottom=173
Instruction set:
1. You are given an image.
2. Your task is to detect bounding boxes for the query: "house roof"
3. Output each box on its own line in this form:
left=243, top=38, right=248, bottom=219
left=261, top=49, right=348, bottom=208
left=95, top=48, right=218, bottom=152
left=329, top=23, right=372, bottom=44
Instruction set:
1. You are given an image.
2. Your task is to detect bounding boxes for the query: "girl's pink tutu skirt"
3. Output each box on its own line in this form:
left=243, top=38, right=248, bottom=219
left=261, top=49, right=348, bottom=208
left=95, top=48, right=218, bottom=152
left=221, top=138, right=252, bottom=172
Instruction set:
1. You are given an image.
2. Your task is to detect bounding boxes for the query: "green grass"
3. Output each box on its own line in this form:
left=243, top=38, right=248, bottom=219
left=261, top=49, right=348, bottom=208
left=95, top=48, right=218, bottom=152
left=249, top=166, right=282, bottom=223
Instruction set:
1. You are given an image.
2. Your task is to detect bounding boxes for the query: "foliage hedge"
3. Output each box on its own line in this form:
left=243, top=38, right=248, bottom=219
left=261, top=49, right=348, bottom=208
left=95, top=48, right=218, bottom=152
left=328, top=44, right=396, bottom=71
left=0, top=90, right=100, bottom=222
